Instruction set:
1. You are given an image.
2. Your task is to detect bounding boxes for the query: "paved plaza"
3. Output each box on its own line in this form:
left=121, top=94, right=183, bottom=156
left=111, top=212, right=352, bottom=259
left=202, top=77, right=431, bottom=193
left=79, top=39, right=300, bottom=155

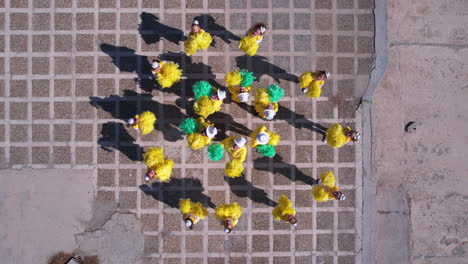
left=0, top=0, right=374, bottom=263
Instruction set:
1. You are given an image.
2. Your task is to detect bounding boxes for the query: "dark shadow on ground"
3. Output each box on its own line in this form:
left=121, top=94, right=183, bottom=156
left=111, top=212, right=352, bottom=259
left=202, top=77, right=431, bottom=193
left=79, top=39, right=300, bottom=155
left=100, top=43, right=156, bottom=91
left=275, top=105, right=329, bottom=140
left=97, top=121, right=142, bottom=162
left=139, top=178, right=216, bottom=209
left=235, top=55, right=298, bottom=83
left=138, top=12, right=185, bottom=45
left=89, top=90, right=186, bottom=142
left=224, top=176, right=277, bottom=207
left=253, top=155, right=319, bottom=186
left=193, top=14, right=241, bottom=45
left=207, top=111, right=253, bottom=140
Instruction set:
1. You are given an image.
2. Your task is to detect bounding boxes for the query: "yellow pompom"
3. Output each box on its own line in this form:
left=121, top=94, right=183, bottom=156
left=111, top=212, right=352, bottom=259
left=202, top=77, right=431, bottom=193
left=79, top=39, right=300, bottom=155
left=272, top=195, right=296, bottom=221
left=215, top=202, right=243, bottom=222
left=187, top=133, right=211, bottom=150
left=154, top=159, right=174, bottom=182
left=157, top=61, right=182, bottom=88
left=239, top=35, right=260, bottom=56
left=138, top=111, right=157, bottom=135
left=142, top=147, right=165, bottom=169
left=179, top=198, right=208, bottom=219
left=225, top=70, right=242, bottom=86
left=299, top=71, right=313, bottom=88
left=193, top=96, right=223, bottom=118
left=268, top=132, right=280, bottom=146
left=320, top=171, right=336, bottom=188
left=312, top=185, right=331, bottom=202
left=253, top=88, right=270, bottom=106
left=305, top=83, right=322, bottom=98
left=184, top=29, right=213, bottom=55
left=225, top=159, right=244, bottom=178
left=326, top=124, right=351, bottom=148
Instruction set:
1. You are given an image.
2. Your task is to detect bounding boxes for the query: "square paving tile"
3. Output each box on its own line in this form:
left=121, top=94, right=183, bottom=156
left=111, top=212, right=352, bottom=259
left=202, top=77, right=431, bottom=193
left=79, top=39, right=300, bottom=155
left=0, top=1, right=368, bottom=261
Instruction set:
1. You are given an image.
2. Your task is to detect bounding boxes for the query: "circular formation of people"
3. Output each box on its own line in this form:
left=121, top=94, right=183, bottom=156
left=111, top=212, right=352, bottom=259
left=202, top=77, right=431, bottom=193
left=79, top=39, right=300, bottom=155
left=123, top=20, right=361, bottom=233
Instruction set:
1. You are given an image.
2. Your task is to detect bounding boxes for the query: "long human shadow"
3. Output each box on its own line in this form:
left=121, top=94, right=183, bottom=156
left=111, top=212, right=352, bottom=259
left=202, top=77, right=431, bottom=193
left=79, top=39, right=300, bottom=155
left=236, top=55, right=298, bottom=84
left=139, top=178, right=216, bottom=209
left=193, top=14, right=241, bottom=45
left=276, top=105, right=329, bottom=140
left=224, top=176, right=277, bottom=207
left=138, top=12, right=185, bottom=45
left=98, top=121, right=142, bottom=162
left=100, top=43, right=152, bottom=78
left=253, top=155, right=319, bottom=186
left=89, top=90, right=186, bottom=142
left=207, top=111, right=253, bottom=140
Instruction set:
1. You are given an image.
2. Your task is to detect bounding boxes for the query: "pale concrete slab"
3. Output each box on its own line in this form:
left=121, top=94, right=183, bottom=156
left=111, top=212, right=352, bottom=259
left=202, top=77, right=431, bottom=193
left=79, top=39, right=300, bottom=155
left=76, top=213, right=145, bottom=264
left=374, top=0, right=468, bottom=263
left=0, top=169, right=94, bottom=264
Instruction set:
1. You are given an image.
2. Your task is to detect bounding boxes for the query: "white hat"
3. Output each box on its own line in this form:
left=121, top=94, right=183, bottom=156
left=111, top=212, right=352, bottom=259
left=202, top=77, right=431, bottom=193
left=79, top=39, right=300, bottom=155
left=193, top=20, right=199, bottom=25
left=325, top=71, right=331, bottom=78
left=260, top=26, right=266, bottom=33
left=263, top=109, right=276, bottom=120
left=353, top=132, right=361, bottom=141
left=224, top=227, right=231, bottom=233
left=185, top=219, right=193, bottom=227
left=151, top=61, right=160, bottom=69
left=234, top=137, right=246, bottom=148
left=340, top=194, right=346, bottom=200
left=144, top=176, right=150, bottom=182
left=217, top=89, right=227, bottom=100
left=256, top=132, right=270, bottom=145
left=237, top=92, right=249, bottom=102
left=127, top=118, right=135, bottom=125
left=205, top=126, right=218, bottom=139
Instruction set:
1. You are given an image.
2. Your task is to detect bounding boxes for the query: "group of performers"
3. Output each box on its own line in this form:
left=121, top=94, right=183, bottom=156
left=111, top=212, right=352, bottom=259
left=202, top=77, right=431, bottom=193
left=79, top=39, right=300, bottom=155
left=119, top=19, right=361, bottom=232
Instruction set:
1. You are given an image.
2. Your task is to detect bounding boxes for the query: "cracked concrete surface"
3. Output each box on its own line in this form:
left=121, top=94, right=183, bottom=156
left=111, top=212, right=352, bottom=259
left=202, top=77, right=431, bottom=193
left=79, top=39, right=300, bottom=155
left=374, top=0, right=468, bottom=263
left=76, top=213, right=144, bottom=264
left=0, top=169, right=94, bottom=263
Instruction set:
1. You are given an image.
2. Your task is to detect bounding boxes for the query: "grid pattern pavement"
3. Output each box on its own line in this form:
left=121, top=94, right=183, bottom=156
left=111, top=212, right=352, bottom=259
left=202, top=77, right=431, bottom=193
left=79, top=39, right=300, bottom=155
left=0, top=0, right=374, bottom=263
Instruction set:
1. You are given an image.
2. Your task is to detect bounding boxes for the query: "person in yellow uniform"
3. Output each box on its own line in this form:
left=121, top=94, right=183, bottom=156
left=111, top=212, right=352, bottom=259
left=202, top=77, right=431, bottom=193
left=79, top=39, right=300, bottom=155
left=272, top=195, right=297, bottom=226
left=325, top=123, right=360, bottom=148
left=215, top=202, right=243, bottom=233
left=221, top=136, right=247, bottom=177
left=253, top=84, right=284, bottom=120
left=298, top=71, right=330, bottom=98
left=179, top=198, right=208, bottom=230
left=192, top=81, right=226, bottom=118
left=225, top=69, right=255, bottom=103
left=126, top=111, right=157, bottom=135
left=249, top=125, right=280, bottom=157
left=150, top=59, right=182, bottom=88
left=142, top=147, right=174, bottom=183
left=239, top=23, right=266, bottom=56
left=179, top=117, right=218, bottom=150
left=311, top=171, right=346, bottom=202
left=184, top=20, right=213, bottom=56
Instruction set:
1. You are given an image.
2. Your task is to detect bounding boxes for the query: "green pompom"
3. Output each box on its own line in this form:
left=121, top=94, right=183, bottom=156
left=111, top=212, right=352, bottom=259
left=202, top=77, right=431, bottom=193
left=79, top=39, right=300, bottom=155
left=239, top=69, right=255, bottom=87
left=207, top=143, right=225, bottom=161
left=193, top=81, right=213, bottom=100
left=267, top=84, right=284, bottom=103
left=179, top=118, right=200, bottom=134
left=256, top=144, right=276, bottom=158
